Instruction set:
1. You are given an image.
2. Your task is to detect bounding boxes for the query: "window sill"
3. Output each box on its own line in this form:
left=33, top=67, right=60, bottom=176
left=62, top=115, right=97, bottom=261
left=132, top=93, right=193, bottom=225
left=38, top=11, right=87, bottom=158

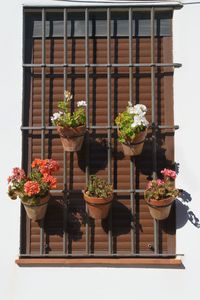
left=15, top=258, right=183, bottom=268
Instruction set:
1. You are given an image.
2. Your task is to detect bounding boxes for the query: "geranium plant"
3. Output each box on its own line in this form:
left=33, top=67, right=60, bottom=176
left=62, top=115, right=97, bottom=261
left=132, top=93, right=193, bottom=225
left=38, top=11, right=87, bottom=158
left=8, top=159, right=59, bottom=205
left=83, top=175, right=113, bottom=219
left=144, top=168, right=180, bottom=220
left=51, top=91, right=87, bottom=152
left=144, top=168, right=179, bottom=201
left=115, top=102, right=149, bottom=156
left=115, top=102, right=149, bottom=144
left=86, top=175, right=113, bottom=199
left=51, top=91, right=86, bottom=128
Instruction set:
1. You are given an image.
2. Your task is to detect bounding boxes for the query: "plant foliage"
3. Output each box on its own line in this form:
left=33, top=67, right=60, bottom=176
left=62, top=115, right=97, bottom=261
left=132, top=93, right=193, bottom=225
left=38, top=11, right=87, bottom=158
left=86, top=175, right=113, bottom=199
left=144, top=169, right=180, bottom=201
left=51, top=91, right=86, bottom=128
left=115, top=102, right=149, bottom=144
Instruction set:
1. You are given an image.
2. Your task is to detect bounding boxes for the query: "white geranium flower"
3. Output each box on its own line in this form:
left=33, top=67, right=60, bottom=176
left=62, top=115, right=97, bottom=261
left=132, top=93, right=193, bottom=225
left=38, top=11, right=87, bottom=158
left=131, top=115, right=149, bottom=128
left=134, top=115, right=142, bottom=126
left=128, top=101, right=132, bottom=107
left=133, top=104, right=147, bottom=116
left=141, top=116, right=149, bottom=127
left=77, top=100, right=87, bottom=107
left=127, top=106, right=134, bottom=114
left=51, top=111, right=63, bottom=121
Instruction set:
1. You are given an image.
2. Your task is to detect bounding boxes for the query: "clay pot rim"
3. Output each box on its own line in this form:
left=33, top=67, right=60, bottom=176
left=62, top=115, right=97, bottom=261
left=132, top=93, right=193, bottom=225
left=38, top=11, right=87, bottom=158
left=57, top=125, right=86, bottom=138
left=83, top=191, right=113, bottom=205
left=21, top=194, right=50, bottom=207
left=57, top=124, right=86, bottom=130
left=145, top=196, right=175, bottom=208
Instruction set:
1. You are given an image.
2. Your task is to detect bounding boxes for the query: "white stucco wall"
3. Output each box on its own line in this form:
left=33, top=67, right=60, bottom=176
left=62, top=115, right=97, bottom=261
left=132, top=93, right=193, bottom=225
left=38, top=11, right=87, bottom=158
left=0, top=1, right=200, bottom=300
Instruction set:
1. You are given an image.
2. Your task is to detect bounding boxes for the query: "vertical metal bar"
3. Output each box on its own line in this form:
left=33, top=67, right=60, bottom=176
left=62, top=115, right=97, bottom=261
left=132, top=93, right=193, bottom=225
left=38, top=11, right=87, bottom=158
left=107, top=8, right=112, bottom=254
left=151, top=7, right=159, bottom=254
left=41, top=9, right=46, bottom=159
left=40, top=8, right=46, bottom=255
left=129, top=7, right=136, bottom=254
left=20, top=8, right=27, bottom=255
left=63, top=8, right=68, bottom=254
left=85, top=8, right=90, bottom=254
left=129, top=8, right=133, bottom=104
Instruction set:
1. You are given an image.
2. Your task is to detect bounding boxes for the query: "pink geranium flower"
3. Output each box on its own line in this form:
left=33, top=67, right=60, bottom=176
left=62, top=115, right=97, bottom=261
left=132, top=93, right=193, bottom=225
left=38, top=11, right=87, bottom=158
left=7, top=167, right=26, bottom=183
left=156, top=179, right=164, bottom=186
left=161, top=168, right=176, bottom=180
left=147, top=181, right=153, bottom=189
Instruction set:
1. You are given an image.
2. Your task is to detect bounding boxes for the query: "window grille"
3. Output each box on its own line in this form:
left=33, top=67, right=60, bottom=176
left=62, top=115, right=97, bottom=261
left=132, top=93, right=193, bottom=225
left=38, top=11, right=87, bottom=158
left=20, top=6, right=181, bottom=259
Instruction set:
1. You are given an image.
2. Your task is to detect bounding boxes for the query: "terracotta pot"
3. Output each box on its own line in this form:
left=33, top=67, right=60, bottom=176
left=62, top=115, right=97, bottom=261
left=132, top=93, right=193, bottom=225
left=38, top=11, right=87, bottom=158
left=83, top=191, right=113, bottom=219
left=119, top=129, right=147, bottom=156
left=57, top=125, right=86, bottom=152
left=21, top=194, right=50, bottom=221
left=145, top=196, right=175, bottom=220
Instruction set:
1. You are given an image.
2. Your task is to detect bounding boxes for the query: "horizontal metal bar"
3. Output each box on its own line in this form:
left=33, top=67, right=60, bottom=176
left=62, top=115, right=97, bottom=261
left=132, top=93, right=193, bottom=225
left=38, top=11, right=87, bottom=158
left=23, top=4, right=183, bottom=10
left=50, top=189, right=145, bottom=194
left=23, top=63, right=182, bottom=68
left=21, top=125, right=179, bottom=131
left=21, top=126, right=57, bottom=130
left=157, top=125, right=179, bottom=130
left=19, top=253, right=183, bottom=258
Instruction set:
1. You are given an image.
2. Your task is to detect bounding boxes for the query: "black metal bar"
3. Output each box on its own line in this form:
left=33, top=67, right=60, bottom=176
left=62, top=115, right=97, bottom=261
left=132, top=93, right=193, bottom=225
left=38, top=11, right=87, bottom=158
left=23, top=63, right=182, bottom=68
left=85, top=7, right=90, bottom=255
left=23, top=5, right=183, bottom=10
left=20, top=8, right=27, bottom=255
left=21, top=124, right=179, bottom=130
left=19, top=253, right=183, bottom=258
left=151, top=7, right=159, bottom=255
left=128, top=7, right=136, bottom=255
left=50, top=189, right=145, bottom=193
left=63, top=8, right=68, bottom=255
left=107, top=7, right=113, bottom=255
left=39, top=8, right=46, bottom=256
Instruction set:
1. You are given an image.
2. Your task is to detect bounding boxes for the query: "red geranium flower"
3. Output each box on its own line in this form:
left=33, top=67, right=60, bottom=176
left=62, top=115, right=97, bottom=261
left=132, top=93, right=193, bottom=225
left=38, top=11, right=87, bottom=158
left=42, top=174, right=57, bottom=189
left=32, top=158, right=59, bottom=175
left=24, top=181, right=40, bottom=196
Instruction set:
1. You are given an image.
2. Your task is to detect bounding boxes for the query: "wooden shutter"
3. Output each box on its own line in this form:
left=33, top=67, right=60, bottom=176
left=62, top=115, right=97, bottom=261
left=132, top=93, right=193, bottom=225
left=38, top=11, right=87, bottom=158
left=21, top=9, right=176, bottom=257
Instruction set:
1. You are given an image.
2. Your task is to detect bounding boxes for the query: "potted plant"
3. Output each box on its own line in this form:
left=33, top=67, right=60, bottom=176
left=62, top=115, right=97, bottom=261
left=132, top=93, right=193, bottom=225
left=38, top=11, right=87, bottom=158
left=144, top=168, right=180, bottom=220
left=83, top=175, right=113, bottom=219
left=115, top=102, right=149, bottom=156
left=51, top=91, right=87, bottom=152
left=7, top=159, right=59, bottom=221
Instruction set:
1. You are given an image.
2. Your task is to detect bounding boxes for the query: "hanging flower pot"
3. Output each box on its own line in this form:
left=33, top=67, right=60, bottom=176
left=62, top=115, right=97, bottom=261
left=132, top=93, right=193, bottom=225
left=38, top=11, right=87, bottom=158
left=144, top=169, right=180, bottom=221
left=119, top=129, right=147, bottom=156
left=83, top=191, right=113, bottom=219
left=145, top=196, right=175, bottom=220
left=83, top=175, right=113, bottom=219
left=21, top=194, right=50, bottom=221
left=7, top=159, right=59, bottom=221
left=51, top=91, right=87, bottom=152
left=115, top=102, right=149, bottom=156
left=57, top=125, right=86, bottom=152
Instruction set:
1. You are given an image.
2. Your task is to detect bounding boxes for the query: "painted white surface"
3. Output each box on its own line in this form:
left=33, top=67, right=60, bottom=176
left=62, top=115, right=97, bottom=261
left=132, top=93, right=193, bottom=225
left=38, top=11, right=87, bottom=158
left=0, top=1, right=200, bottom=300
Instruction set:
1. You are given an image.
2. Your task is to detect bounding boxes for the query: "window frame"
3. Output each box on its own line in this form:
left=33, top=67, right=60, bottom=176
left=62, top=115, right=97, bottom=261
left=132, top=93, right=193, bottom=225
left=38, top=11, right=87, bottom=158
left=19, top=4, right=182, bottom=266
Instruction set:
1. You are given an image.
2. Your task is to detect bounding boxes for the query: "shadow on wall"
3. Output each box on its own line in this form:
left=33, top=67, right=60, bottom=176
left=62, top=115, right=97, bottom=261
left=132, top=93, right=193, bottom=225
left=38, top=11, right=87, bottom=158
left=176, top=189, right=200, bottom=229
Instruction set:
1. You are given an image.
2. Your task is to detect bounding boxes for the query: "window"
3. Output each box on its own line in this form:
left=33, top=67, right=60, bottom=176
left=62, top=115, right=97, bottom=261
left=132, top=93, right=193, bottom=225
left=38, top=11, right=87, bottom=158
left=19, top=4, right=182, bottom=265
